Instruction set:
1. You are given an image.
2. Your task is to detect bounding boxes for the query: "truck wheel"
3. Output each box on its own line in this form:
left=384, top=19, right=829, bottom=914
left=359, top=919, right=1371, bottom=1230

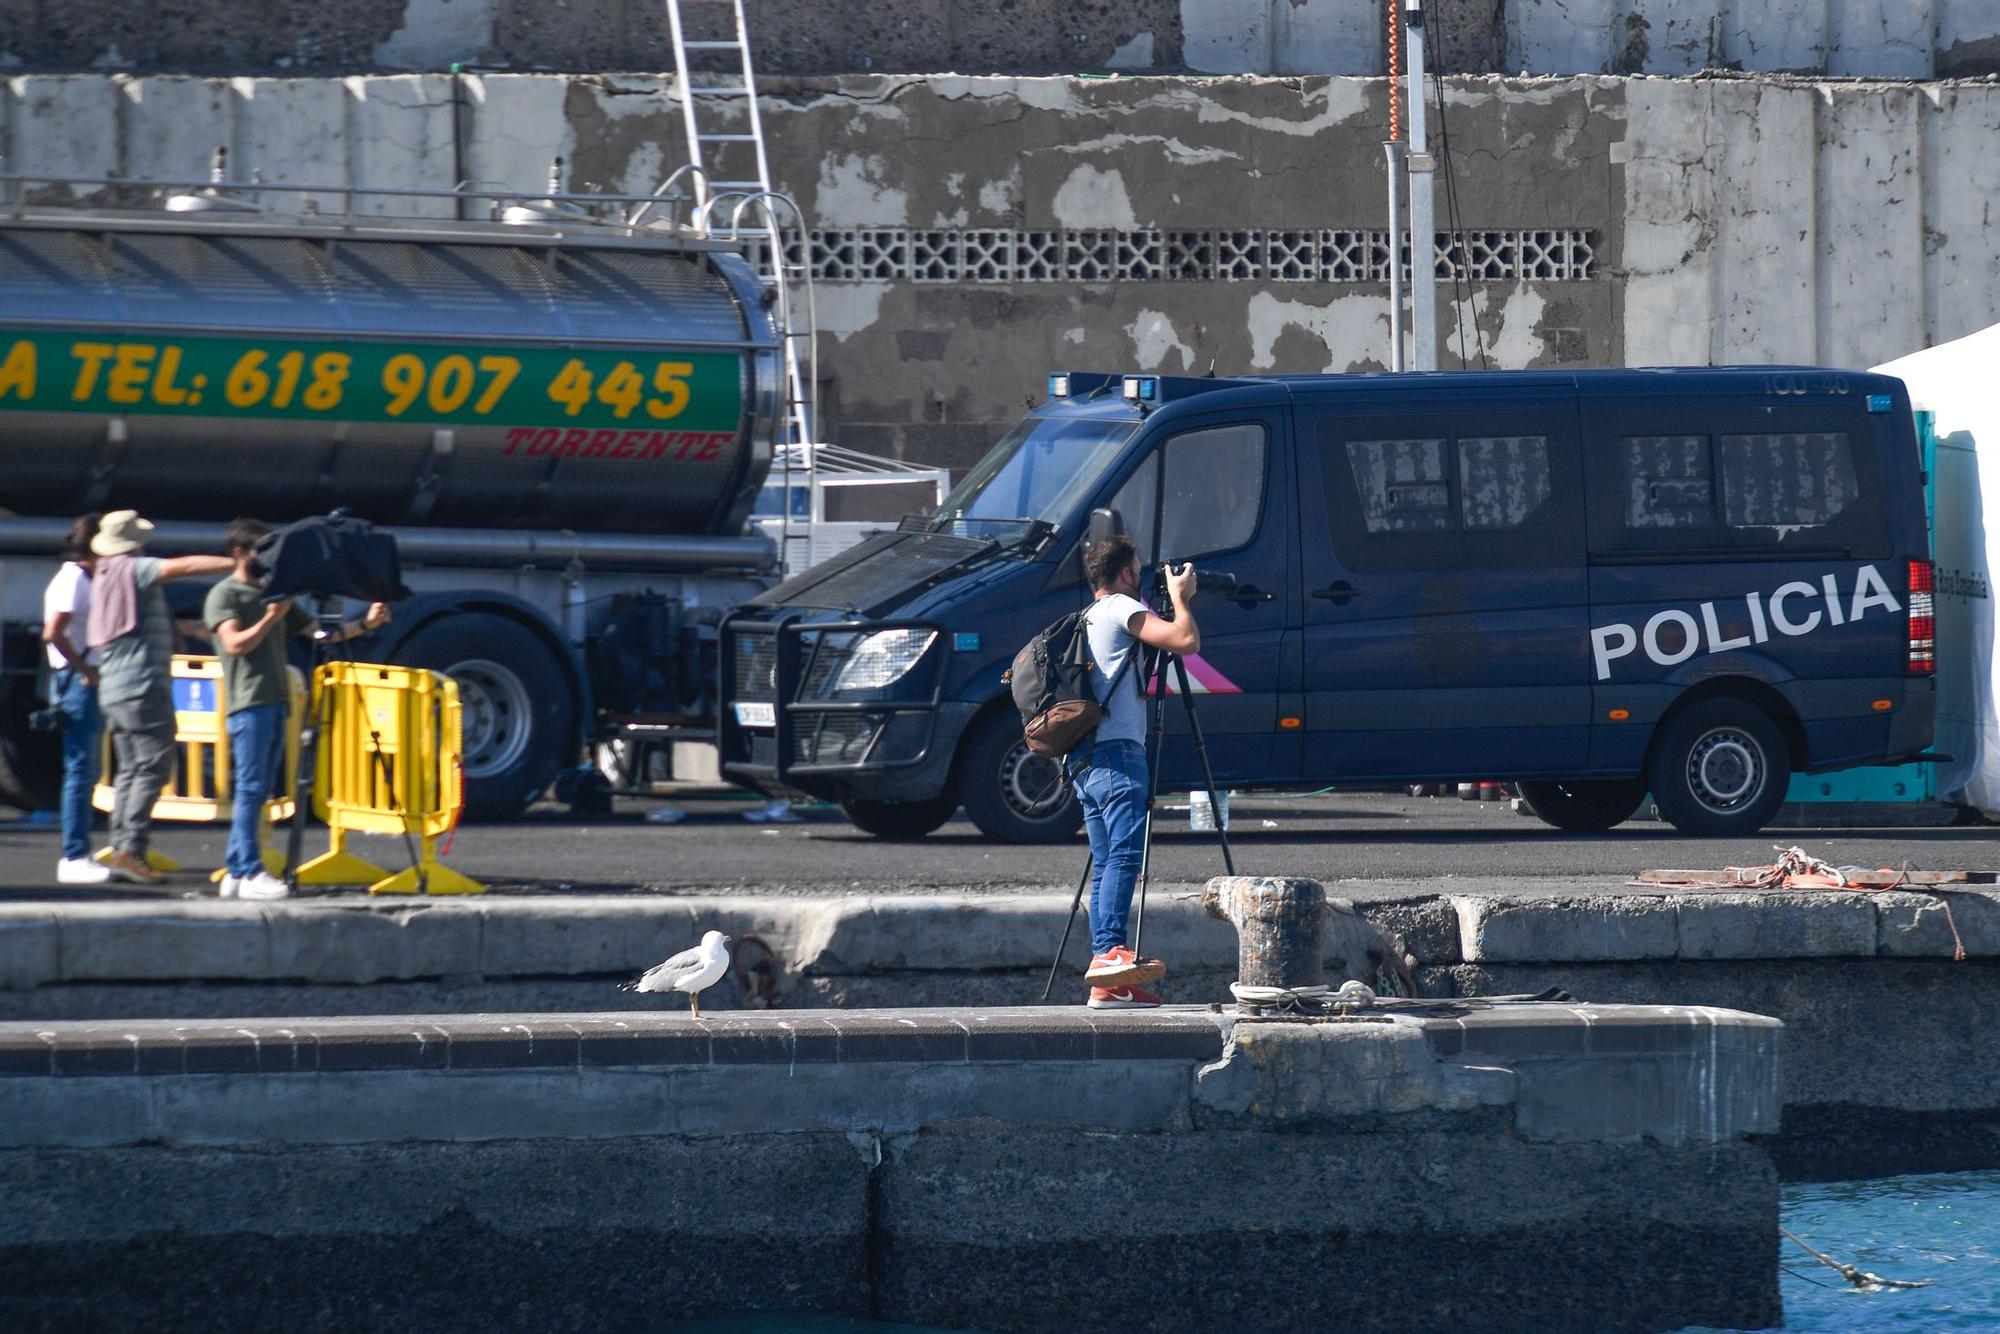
left=840, top=796, right=958, bottom=840
left=1647, top=699, right=1790, bottom=836
left=393, top=613, right=577, bottom=820
left=1517, top=779, right=1645, bottom=832
left=957, top=713, right=1083, bottom=843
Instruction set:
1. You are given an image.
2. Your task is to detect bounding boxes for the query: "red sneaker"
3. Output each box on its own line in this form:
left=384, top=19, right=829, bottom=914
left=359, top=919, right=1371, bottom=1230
left=1088, top=985, right=1162, bottom=1010
left=1085, top=945, right=1165, bottom=987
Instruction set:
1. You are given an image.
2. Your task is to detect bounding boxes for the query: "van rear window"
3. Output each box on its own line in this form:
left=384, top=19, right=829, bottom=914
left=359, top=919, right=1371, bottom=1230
left=1617, top=431, right=1874, bottom=551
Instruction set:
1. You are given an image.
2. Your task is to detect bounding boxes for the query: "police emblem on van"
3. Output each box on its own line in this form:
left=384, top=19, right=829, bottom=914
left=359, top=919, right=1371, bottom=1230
left=1591, top=565, right=1901, bottom=681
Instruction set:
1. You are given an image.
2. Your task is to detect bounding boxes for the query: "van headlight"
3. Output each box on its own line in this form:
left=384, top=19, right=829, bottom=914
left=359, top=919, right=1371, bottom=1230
left=833, top=629, right=937, bottom=693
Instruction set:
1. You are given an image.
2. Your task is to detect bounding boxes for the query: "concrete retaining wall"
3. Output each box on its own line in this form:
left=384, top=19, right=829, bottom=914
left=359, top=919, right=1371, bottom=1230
left=0, top=1002, right=1782, bottom=1332
left=6, top=70, right=1995, bottom=473
left=2, top=1, right=1993, bottom=78
left=0, top=885, right=1987, bottom=1179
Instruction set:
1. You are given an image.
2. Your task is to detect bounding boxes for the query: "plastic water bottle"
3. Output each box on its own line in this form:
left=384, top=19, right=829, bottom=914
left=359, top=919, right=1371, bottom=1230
left=1190, top=789, right=1230, bottom=831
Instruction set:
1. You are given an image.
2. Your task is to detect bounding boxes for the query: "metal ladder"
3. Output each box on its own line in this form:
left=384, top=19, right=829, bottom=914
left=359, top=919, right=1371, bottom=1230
left=664, top=0, right=816, bottom=476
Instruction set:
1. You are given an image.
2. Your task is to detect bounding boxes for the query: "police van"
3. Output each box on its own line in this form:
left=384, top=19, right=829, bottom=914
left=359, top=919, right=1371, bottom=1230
left=719, top=368, right=1934, bottom=839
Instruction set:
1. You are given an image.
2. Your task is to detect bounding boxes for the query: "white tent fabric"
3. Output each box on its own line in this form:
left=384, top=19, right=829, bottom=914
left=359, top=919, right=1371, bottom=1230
left=1875, top=325, right=2000, bottom=811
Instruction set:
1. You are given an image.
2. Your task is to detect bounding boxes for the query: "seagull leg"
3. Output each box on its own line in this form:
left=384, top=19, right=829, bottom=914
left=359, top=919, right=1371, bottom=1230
left=689, top=992, right=702, bottom=1021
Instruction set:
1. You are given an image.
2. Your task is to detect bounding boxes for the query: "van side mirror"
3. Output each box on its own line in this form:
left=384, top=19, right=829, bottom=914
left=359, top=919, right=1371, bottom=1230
left=1087, top=507, right=1125, bottom=546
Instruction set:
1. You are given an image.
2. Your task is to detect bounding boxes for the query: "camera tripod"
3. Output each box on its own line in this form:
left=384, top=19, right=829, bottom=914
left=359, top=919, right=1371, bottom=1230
left=1040, top=588, right=1237, bottom=1001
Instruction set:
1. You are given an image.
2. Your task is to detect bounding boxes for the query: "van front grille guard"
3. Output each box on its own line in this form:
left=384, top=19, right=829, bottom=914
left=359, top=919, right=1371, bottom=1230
left=720, top=613, right=948, bottom=781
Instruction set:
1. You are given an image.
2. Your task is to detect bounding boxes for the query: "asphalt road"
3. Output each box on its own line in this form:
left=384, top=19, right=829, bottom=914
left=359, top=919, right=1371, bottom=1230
left=3, top=790, right=1996, bottom=900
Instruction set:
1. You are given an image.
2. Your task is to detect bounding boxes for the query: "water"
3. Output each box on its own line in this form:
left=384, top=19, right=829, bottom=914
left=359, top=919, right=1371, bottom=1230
left=1700, top=1169, right=2000, bottom=1333
left=673, top=1171, right=2000, bottom=1334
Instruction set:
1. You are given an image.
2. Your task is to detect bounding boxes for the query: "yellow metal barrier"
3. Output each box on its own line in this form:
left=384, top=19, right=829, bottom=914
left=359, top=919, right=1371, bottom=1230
left=294, top=661, right=482, bottom=896
left=92, top=654, right=305, bottom=875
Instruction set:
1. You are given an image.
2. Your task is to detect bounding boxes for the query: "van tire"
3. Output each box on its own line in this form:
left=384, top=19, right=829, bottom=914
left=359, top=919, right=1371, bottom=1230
left=841, top=796, right=958, bottom=840
left=1517, top=779, right=1645, bottom=832
left=1648, top=699, right=1791, bottom=836
left=958, top=713, right=1083, bottom=843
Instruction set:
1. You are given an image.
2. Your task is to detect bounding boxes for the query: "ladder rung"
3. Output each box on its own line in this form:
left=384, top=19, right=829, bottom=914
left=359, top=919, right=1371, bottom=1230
left=686, top=86, right=750, bottom=95
left=698, top=133, right=760, bottom=142
left=683, top=40, right=744, bottom=50
left=709, top=180, right=766, bottom=188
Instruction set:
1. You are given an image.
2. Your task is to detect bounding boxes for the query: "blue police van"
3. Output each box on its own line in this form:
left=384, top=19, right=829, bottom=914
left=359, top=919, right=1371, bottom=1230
left=719, top=368, right=1935, bottom=840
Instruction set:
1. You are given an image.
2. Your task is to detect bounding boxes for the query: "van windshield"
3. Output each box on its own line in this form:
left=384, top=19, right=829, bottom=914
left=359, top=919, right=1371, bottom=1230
left=935, top=415, right=1138, bottom=533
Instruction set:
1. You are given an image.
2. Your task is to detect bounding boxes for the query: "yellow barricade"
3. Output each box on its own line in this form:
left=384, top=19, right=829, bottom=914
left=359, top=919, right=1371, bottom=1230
left=92, top=654, right=306, bottom=876
left=295, top=661, right=482, bottom=896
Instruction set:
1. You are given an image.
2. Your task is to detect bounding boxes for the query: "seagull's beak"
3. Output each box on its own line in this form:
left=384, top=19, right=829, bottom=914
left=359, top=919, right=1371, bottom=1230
left=721, top=934, right=735, bottom=946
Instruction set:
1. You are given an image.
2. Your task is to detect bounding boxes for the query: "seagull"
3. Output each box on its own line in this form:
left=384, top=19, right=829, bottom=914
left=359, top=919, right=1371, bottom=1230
left=623, top=930, right=732, bottom=1019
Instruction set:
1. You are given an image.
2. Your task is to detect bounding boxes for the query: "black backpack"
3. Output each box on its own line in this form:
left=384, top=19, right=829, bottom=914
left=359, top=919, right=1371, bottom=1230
left=1006, top=607, right=1138, bottom=759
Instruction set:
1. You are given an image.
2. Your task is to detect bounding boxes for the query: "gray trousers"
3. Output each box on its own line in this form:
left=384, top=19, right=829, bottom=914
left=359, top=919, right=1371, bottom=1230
left=102, top=689, right=177, bottom=856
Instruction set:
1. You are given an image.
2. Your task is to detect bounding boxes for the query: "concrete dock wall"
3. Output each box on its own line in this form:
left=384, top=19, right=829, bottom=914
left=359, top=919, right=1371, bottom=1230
left=2, top=1, right=1994, bottom=78
left=4, top=71, right=1997, bottom=473
left=0, top=1003, right=1783, bottom=1332
left=0, top=887, right=1986, bottom=1179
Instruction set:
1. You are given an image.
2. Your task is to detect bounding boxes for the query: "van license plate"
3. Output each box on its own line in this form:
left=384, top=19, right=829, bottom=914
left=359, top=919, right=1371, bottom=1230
left=734, top=702, right=776, bottom=728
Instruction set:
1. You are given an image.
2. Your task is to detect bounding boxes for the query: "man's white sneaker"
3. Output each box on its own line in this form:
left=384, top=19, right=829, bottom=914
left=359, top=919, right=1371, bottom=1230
left=218, top=875, right=241, bottom=898
left=235, top=871, right=290, bottom=901
left=56, top=857, right=113, bottom=885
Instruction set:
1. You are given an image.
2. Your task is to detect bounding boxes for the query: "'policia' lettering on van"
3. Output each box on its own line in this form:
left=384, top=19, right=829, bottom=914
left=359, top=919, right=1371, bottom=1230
left=1590, top=565, right=1903, bottom=681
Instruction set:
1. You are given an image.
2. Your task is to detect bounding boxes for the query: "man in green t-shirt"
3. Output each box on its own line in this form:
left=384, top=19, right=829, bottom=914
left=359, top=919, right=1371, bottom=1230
left=205, top=518, right=391, bottom=900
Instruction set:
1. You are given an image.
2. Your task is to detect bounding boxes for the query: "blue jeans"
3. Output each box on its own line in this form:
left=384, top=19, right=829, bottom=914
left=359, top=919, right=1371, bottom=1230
left=225, top=703, right=286, bottom=879
left=55, top=671, right=102, bottom=862
left=1071, top=739, right=1149, bottom=956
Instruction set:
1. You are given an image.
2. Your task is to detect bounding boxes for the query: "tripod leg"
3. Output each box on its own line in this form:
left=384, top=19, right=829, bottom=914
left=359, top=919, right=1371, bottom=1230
left=1041, top=850, right=1093, bottom=1002
left=1129, top=650, right=1171, bottom=960
left=1172, top=655, right=1236, bottom=876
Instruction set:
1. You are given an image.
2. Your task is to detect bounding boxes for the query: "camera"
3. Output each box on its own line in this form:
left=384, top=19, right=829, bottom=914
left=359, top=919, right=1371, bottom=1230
left=28, top=705, right=65, bottom=734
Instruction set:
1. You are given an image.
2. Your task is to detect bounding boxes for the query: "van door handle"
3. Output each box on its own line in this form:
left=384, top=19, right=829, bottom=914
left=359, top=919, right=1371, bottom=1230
left=1312, top=581, right=1362, bottom=603
left=1226, top=584, right=1275, bottom=607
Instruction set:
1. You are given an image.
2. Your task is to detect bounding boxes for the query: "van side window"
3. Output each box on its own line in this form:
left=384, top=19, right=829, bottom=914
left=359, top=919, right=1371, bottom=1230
left=1107, top=423, right=1267, bottom=563
left=1320, top=418, right=1571, bottom=571
left=1617, top=431, right=1867, bottom=543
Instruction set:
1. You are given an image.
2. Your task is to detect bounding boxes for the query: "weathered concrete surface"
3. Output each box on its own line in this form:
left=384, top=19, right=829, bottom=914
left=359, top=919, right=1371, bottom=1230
left=5, top=71, right=1998, bottom=473
left=0, top=0, right=1991, bottom=77
left=0, top=1003, right=1783, bottom=1332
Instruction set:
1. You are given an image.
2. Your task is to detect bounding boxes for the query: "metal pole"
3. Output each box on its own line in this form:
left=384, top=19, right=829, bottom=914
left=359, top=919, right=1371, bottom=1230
left=1404, top=0, right=1437, bottom=372
left=1042, top=851, right=1093, bottom=1002
left=1383, top=141, right=1407, bottom=372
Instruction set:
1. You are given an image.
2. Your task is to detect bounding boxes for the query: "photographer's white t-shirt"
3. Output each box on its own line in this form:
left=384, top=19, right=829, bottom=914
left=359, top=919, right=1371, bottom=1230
left=1085, top=593, right=1147, bottom=746
left=41, top=562, right=93, bottom=670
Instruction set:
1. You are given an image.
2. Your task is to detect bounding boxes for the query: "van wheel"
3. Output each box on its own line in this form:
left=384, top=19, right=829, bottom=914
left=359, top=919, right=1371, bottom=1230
left=1517, top=779, right=1645, bottom=832
left=1647, top=699, right=1791, bottom=836
left=958, top=713, right=1083, bottom=843
left=840, top=796, right=958, bottom=840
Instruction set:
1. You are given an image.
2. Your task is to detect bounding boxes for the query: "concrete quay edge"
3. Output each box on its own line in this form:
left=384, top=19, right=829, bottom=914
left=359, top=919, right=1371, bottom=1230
left=0, top=883, right=1992, bottom=991
left=0, top=1002, right=1784, bottom=1151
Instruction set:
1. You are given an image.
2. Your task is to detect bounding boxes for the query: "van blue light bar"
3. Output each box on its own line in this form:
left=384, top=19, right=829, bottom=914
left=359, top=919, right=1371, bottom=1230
left=1866, top=393, right=1893, bottom=414
left=1048, top=373, right=1071, bottom=398
left=1122, top=375, right=1158, bottom=402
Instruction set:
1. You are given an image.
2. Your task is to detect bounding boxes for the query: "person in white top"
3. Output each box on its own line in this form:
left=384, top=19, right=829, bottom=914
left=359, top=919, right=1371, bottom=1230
left=1070, top=534, right=1201, bottom=1009
left=41, top=514, right=109, bottom=884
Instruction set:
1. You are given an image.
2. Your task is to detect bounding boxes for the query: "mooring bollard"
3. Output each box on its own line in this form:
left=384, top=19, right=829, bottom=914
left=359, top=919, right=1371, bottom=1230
left=1202, top=875, right=1325, bottom=989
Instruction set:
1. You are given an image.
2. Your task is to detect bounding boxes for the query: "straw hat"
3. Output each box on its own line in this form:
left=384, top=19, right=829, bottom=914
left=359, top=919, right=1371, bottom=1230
left=91, top=509, right=155, bottom=556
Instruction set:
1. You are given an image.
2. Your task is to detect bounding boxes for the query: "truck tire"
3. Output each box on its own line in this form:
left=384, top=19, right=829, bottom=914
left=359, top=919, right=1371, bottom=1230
left=840, top=796, right=958, bottom=840
left=1517, top=779, right=1645, bottom=832
left=1647, top=698, right=1791, bottom=836
left=957, top=713, right=1083, bottom=843
left=392, top=612, right=578, bottom=820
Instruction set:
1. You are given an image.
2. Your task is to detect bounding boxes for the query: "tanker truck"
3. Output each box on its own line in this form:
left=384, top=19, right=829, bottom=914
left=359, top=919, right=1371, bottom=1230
left=0, top=172, right=787, bottom=818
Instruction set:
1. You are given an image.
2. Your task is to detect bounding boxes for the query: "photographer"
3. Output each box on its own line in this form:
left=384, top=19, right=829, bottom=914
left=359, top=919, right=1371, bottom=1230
left=41, top=514, right=106, bottom=884
left=1071, top=535, right=1200, bottom=1010
left=206, top=518, right=390, bottom=901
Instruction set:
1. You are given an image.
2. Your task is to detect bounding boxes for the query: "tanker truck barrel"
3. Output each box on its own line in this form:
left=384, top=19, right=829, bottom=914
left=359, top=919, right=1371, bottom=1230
left=0, top=204, right=786, bottom=819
